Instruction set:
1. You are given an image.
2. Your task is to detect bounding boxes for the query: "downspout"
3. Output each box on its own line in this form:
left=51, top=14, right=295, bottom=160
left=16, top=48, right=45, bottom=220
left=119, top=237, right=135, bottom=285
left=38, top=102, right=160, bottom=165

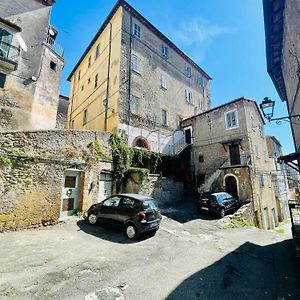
left=128, top=14, right=133, bottom=122
left=104, top=22, right=113, bottom=132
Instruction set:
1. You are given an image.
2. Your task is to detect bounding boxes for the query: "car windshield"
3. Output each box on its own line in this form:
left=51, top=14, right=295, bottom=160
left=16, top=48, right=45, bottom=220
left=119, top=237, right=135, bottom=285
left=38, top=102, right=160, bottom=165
left=142, top=200, right=157, bottom=211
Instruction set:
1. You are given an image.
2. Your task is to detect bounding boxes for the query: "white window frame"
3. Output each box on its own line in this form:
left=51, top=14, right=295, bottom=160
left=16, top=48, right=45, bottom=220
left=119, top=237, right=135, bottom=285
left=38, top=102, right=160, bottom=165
left=132, top=54, right=141, bottom=74
left=259, top=175, right=264, bottom=187
left=185, top=89, right=193, bottom=104
left=133, top=23, right=141, bottom=38
left=160, top=73, right=167, bottom=89
left=130, top=96, right=139, bottom=115
left=162, top=109, right=168, bottom=126
left=225, top=109, right=239, bottom=129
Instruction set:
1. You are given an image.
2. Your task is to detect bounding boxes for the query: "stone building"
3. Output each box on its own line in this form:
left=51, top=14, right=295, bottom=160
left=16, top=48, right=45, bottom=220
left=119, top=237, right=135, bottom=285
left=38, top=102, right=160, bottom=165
left=67, top=0, right=211, bottom=155
left=182, top=97, right=279, bottom=229
left=56, top=94, right=69, bottom=129
left=0, top=130, right=113, bottom=232
left=0, top=0, right=64, bottom=131
left=263, top=0, right=300, bottom=170
left=266, top=136, right=290, bottom=221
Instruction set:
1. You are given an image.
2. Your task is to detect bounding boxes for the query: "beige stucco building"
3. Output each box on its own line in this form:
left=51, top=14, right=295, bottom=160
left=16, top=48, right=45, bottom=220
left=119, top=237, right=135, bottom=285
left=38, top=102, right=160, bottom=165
left=182, top=97, right=280, bottom=229
left=67, top=0, right=211, bottom=155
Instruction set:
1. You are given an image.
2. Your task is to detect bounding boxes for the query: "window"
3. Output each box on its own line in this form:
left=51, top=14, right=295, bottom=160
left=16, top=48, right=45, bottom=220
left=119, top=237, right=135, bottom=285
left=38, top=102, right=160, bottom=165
left=102, top=196, right=121, bottom=207
left=259, top=124, right=264, bottom=138
left=88, top=78, right=91, bottom=84
left=78, top=70, right=81, bottom=81
left=185, top=64, right=192, bottom=77
left=161, top=44, right=168, bottom=58
left=263, top=150, right=267, bottom=161
left=225, top=110, right=238, bottom=129
left=199, top=155, right=204, bottom=163
left=133, top=23, right=141, bottom=38
left=94, top=74, right=98, bottom=88
left=162, top=109, right=168, bottom=126
left=0, top=28, right=13, bottom=58
left=199, top=99, right=204, bottom=110
left=130, top=96, right=139, bottom=114
left=50, top=61, right=57, bottom=71
left=185, top=89, right=193, bottom=104
left=0, top=73, right=6, bottom=88
left=95, top=44, right=100, bottom=59
left=88, top=56, right=92, bottom=68
left=254, top=145, right=259, bottom=158
left=260, top=175, right=264, bottom=187
left=198, top=76, right=205, bottom=88
left=81, top=85, right=84, bottom=91
left=71, top=120, right=74, bottom=129
left=83, top=109, right=88, bottom=125
left=132, top=54, right=141, bottom=73
left=121, top=197, right=137, bottom=209
left=64, top=176, right=76, bottom=188
left=160, top=73, right=167, bottom=89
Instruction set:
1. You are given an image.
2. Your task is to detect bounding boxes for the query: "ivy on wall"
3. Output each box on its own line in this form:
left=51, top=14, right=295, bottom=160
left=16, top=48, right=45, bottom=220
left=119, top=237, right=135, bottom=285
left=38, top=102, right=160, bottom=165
left=109, top=133, right=164, bottom=188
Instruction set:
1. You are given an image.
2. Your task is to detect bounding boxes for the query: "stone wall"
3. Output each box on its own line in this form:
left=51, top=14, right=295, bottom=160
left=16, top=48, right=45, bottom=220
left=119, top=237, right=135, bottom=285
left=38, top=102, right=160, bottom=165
left=0, top=130, right=111, bottom=232
left=124, top=173, right=183, bottom=207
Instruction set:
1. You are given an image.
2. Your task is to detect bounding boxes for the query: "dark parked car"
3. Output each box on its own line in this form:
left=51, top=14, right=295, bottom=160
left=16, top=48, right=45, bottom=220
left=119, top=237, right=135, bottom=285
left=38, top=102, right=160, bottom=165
left=86, top=193, right=162, bottom=239
left=197, top=192, right=239, bottom=218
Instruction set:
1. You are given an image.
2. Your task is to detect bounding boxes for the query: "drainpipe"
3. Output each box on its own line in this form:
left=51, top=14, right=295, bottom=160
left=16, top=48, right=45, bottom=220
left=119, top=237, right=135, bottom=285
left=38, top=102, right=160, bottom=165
left=128, top=15, right=133, bottom=121
left=104, top=22, right=113, bottom=132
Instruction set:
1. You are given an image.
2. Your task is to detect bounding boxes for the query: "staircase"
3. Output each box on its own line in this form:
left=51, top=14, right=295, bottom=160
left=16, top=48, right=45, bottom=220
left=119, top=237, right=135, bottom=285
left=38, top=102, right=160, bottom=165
left=172, top=136, right=189, bottom=156
left=198, top=158, right=229, bottom=193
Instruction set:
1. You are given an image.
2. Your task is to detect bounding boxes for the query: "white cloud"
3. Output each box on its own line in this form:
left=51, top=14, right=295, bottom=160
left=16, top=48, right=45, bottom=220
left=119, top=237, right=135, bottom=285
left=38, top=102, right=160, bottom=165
left=170, top=18, right=229, bottom=60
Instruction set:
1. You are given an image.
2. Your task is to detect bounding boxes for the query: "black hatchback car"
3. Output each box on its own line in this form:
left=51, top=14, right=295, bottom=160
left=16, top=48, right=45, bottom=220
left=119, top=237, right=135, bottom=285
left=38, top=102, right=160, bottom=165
left=86, top=193, right=162, bottom=239
left=197, top=192, right=239, bottom=218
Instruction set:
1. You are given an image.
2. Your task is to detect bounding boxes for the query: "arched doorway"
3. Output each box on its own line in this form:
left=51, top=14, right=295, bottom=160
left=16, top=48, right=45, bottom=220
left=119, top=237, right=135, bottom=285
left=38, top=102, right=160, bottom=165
left=225, top=175, right=238, bottom=198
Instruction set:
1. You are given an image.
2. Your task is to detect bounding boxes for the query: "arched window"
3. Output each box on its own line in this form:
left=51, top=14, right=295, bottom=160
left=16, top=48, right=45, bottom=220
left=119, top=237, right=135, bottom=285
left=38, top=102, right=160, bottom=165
left=132, top=136, right=151, bottom=151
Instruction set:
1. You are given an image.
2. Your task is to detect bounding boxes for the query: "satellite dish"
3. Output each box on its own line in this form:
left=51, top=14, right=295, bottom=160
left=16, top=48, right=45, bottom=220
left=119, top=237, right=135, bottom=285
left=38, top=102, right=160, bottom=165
left=49, top=28, right=55, bottom=36
left=15, top=33, right=27, bottom=52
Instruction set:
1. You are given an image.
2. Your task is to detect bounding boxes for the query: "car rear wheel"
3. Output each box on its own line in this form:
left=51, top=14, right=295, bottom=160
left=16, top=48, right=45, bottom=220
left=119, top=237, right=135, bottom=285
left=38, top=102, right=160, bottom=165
left=219, top=208, right=225, bottom=218
left=125, top=224, right=138, bottom=239
left=88, top=213, right=98, bottom=225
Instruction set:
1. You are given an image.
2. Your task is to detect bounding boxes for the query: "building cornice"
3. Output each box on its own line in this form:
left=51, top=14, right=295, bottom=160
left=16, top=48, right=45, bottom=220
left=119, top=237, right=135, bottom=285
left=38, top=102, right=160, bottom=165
left=263, top=0, right=287, bottom=102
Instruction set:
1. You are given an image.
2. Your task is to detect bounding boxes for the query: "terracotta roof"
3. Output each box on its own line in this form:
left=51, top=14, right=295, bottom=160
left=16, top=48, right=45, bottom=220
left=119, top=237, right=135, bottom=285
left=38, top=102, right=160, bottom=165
left=67, top=0, right=211, bottom=81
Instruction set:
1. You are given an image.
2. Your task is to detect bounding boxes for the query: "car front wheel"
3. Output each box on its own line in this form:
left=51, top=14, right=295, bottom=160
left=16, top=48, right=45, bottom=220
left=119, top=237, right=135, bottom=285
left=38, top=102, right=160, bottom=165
left=219, top=208, right=226, bottom=218
left=88, top=212, right=98, bottom=225
left=125, top=224, right=138, bottom=239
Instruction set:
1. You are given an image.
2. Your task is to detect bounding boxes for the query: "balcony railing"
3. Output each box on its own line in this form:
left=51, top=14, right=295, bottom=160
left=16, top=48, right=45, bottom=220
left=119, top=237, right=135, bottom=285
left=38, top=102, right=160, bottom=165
left=46, top=35, right=64, bottom=57
left=0, top=41, right=20, bottom=69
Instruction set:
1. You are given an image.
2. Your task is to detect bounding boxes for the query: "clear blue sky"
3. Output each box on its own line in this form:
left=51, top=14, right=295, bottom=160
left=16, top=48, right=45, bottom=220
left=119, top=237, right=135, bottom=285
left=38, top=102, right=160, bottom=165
left=51, top=0, right=294, bottom=155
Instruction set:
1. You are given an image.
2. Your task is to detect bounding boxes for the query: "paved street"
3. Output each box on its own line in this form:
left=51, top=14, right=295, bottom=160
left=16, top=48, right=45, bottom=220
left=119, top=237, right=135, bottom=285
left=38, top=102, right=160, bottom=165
left=0, top=200, right=300, bottom=300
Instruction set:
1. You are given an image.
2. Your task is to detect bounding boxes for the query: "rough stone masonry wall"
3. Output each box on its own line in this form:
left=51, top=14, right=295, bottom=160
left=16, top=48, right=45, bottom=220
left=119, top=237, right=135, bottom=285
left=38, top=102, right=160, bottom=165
left=125, top=173, right=184, bottom=207
left=0, top=130, right=111, bottom=232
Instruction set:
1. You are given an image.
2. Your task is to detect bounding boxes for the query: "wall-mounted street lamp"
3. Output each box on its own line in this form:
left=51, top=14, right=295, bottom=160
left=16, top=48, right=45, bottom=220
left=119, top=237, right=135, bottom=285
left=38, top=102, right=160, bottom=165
left=260, top=97, right=300, bottom=123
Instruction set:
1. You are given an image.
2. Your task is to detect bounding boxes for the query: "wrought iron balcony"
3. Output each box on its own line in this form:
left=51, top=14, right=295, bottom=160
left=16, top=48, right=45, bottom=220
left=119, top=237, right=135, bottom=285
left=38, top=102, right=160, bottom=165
left=46, top=34, right=64, bottom=57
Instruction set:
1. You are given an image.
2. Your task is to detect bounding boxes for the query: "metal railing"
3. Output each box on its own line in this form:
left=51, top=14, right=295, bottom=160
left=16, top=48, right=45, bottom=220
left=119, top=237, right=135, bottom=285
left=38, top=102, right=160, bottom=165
left=46, top=35, right=64, bottom=57
left=0, top=41, right=20, bottom=64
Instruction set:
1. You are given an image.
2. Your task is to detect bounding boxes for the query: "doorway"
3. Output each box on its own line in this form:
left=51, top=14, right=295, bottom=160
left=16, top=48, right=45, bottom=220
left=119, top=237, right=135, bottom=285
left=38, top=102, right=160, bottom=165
left=99, top=173, right=113, bottom=202
left=225, top=175, right=238, bottom=198
left=229, top=144, right=241, bottom=165
left=60, top=170, right=81, bottom=218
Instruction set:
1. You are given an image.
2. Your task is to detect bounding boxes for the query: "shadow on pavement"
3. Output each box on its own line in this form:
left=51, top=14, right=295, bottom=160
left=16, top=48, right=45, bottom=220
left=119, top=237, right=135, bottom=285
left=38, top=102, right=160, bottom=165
left=166, top=239, right=300, bottom=300
left=76, top=220, right=156, bottom=244
left=161, top=196, right=220, bottom=224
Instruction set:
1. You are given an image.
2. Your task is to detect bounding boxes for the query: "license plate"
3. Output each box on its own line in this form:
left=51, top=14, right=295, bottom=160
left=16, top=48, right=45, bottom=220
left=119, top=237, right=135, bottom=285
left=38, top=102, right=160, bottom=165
left=201, top=207, right=209, bottom=211
left=149, top=222, right=158, bottom=228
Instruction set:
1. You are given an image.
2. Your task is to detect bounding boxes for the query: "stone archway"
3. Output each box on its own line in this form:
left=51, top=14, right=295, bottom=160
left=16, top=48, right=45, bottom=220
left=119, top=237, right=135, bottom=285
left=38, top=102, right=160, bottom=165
left=224, top=174, right=239, bottom=198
